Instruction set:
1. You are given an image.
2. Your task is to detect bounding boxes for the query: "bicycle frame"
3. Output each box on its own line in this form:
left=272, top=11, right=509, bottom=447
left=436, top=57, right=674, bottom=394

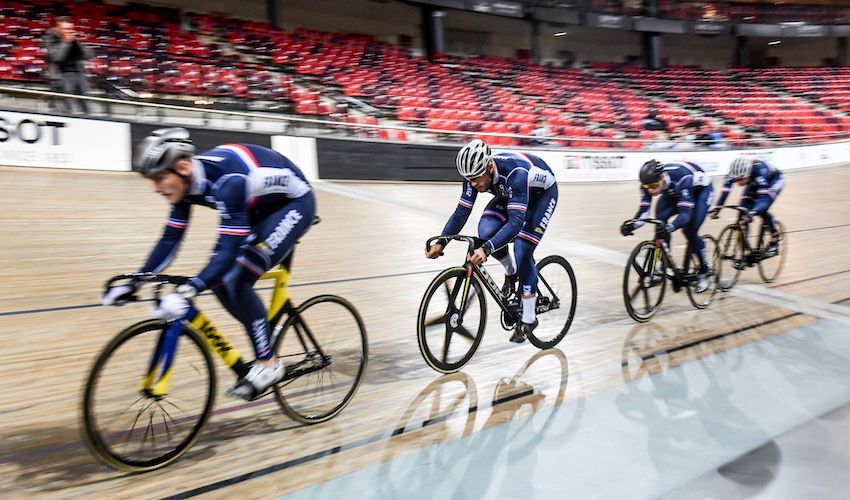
left=138, top=250, right=300, bottom=398
left=426, top=235, right=521, bottom=326
left=719, top=206, right=769, bottom=263
left=625, top=219, right=698, bottom=286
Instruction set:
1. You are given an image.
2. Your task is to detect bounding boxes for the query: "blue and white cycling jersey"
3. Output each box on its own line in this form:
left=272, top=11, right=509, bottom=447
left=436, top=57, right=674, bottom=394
left=140, top=143, right=311, bottom=292
left=442, top=151, right=556, bottom=253
left=716, top=159, right=784, bottom=214
left=634, top=161, right=712, bottom=231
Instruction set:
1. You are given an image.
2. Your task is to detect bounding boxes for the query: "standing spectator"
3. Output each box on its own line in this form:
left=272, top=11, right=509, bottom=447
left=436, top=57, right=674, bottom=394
left=43, top=17, right=93, bottom=114
left=531, top=118, right=550, bottom=146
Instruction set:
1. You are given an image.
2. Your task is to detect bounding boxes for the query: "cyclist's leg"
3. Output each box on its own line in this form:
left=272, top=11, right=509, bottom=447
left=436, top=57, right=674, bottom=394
left=683, top=185, right=712, bottom=273
left=755, top=179, right=783, bottom=234
left=514, top=185, right=558, bottom=330
left=654, top=195, right=675, bottom=246
left=220, top=194, right=317, bottom=362
left=479, top=199, right=515, bottom=275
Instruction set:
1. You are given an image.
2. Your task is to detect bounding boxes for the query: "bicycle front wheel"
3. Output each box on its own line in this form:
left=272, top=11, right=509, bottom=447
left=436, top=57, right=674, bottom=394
left=623, top=241, right=667, bottom=323
left=717, top=224, right=744, bottom=291
left=686, top=235, right=719, bottom=309
left=417, top=267, right=487, bottom=373
left=527, top=255, right=577, bottom=349
left=81, top=320, right=215, bottom=472
left=273, top=295, right=368, bottom=424
left=758, top=220, right=787, bottom=283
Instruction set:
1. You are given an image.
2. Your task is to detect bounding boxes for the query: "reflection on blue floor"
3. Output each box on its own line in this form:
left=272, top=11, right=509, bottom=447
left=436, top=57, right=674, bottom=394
left=280, top=320, right=850, bottom=500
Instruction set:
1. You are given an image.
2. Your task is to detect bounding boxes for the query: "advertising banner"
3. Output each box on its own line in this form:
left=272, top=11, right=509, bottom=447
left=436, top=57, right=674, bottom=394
left=0, top=111, right=131, bottom=171
left=529, top=141, right=848, bottom=183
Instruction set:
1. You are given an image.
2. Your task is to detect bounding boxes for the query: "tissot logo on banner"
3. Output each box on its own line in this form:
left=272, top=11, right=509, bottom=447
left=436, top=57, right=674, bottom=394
left=565, top=154, right=625, bottom=170
left=0, top=111, right=131, bottom=171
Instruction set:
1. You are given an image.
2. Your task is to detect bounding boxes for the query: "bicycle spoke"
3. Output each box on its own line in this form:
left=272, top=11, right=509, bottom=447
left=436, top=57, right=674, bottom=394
left=425, top=313, right=448, bottom=327
left=124, top=398, right=157, bottom=447
left=146, top=413, right=155, bottom=451
left=157, top=401, right=181, bottom=426
left=442, top=326, right=453, bottom=362
left=642, top=288, right=651, bottom=311
left=456, top=325, right=476, bottom=341
left=629, top=284, right=641, bottom=301
left=160, top=411, right=172, bottom=445
left=631, top=259, right=646, bottom=278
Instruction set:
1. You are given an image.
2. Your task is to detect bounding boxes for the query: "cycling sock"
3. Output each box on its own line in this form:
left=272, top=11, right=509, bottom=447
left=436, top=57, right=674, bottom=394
left=497, top=253, right=516, bottom=276
left=522, top=295, right=536, bottom=324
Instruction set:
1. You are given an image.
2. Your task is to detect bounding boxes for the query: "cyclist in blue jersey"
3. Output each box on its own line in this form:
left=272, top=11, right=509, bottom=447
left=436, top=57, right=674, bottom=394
left=709, top=156, right=784, bottom=254
left=426, top=139, right=559, bottom=344
left=620, top=159, right=714, bottom=292
left=101, top=128, right=316, bottom=400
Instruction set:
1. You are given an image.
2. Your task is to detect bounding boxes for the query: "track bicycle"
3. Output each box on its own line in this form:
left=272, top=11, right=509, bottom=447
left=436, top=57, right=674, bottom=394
left=715, top=205, right=787, bottom=290
left=417, top=235, right=577, bottom=373
left=81, top=240, right=368, bottom=472
left=622, top=219, right=720, bottom=323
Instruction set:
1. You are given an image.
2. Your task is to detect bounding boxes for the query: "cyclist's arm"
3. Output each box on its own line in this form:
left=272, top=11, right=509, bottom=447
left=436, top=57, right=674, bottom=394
left=715, top=176, right=734, bottom=207
left=485, top=170, right=528, bottom=253
left=632, top=187, right=651, bottom=227
left=748, top=163, right=779, bottom=215
left=669, top=178, right=695, bottom=230
left=139, top=202, right=191, bottom=273
left=186, top=176, right=251, bottom=293
left=440, top=180, right=477, bottom=242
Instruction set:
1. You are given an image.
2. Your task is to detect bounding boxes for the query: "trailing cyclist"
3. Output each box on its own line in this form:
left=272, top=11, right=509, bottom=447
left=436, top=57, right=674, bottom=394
left=620, top=159, right=714, bottom=292
left=425, top=139, right=558, bottom=344
left=709, top=156, right=784, bottom=255
left=101, top=128, right=316, bottom=400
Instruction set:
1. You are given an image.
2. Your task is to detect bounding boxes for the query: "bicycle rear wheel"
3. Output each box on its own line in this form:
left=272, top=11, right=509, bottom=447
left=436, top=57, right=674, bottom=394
left=526, top=255, right=577, bottom=349
left=758, top=220, right=787, bottom=283
left=685, top=235, right=719, bottom=309
left=417, top=267, right=487, bottom=373
left=622, top=241, right=667, bottom=323
left=273, top=295, right=368, bottom=424
left=81, top=320, right=215, bottom=472
left=717, top=224, right=744, bottom=291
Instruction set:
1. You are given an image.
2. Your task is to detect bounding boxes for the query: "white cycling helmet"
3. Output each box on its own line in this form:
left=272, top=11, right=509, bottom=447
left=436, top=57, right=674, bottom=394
left=133, top=127, right=195, bottom=178
left=728, top=156, right=754, bottom=180
left=456, top=139, right=492, bottom=179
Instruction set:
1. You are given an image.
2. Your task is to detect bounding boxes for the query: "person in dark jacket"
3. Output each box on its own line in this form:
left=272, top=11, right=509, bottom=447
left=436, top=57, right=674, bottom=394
left=43, top=17, right=93, bottom=114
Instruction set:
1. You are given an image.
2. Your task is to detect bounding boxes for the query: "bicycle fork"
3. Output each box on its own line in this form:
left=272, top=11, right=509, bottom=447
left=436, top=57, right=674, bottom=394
left=450, top=266, right=477, bottom=327
left=140, top=306, right=249, bottom=397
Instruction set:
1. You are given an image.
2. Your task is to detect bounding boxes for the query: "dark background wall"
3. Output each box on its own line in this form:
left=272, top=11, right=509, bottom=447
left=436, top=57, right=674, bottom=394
left=317, top=138, right=458, bottom=181
left=130, top=124, right=272, bottom=155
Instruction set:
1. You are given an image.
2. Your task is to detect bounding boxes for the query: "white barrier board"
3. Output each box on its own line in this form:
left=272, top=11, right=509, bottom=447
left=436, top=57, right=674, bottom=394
left=527, top=141, right=850, bottom=183
left=0, top=111, right=131, bottom=171
left=271, top=135, right=318, bottom=181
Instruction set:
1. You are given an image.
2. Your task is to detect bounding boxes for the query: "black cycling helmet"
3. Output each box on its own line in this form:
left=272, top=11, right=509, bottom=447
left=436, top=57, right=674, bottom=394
left=133, top=127, right=195, bottom=177
left=639, top=159, right=664, bottom=185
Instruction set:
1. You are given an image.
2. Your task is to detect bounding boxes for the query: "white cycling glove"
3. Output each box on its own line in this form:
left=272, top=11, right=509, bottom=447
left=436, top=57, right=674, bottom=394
left=151, top=284, right=197, bottom=321
left=101, top=284, right=137, bottom=306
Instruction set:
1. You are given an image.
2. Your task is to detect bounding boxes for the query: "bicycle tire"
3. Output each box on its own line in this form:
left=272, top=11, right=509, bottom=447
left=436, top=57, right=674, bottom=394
left=81, top=319, right=216, bottom=472
left=273, top=294, right=368, bottom=424
left=717, top=224, right=744, bottom=291
left=526, top=255, right=577, bottom=349
left=758, top=220, right=787, bottom=283
left=417, top=267, right=487, bottom=373
left=622, top=241, right=667, bottom=323
left=685, top=235, right=720, bottom=309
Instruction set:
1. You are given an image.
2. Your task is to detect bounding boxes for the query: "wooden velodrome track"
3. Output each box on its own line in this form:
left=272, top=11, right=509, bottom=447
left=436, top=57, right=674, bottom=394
left=1, top=162, right=849, bottom=498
